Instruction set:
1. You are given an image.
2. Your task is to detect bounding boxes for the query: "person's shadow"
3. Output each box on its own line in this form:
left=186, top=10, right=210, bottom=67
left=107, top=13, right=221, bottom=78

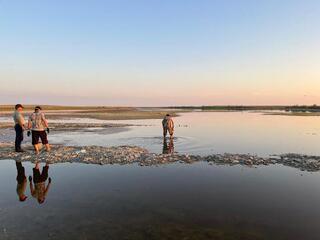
left=162, top=138, right=175, bottom=154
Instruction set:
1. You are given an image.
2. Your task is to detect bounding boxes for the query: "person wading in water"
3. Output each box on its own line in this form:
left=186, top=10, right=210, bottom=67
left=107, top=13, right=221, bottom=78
left=27, top=106, right=51, bottom=154
left=162, top=114, right=174, bottom=138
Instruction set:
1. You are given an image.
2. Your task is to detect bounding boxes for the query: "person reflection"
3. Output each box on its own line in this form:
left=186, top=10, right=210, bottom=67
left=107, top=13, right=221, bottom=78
left=15, top=161, right=28, bottom=202
left=162, top=137, right=174, bottom=154
left=29, top=162, right=51, bottom=204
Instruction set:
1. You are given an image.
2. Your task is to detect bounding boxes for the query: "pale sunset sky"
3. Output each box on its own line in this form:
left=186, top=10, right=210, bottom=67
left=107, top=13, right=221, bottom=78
left=0, top=0, right=319, bottom=106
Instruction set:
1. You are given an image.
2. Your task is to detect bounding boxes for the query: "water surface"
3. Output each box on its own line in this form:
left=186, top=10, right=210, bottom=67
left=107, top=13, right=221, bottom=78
left=0, top=160, right=320, bottom=240
left=47, top=111, right=320, bottom=156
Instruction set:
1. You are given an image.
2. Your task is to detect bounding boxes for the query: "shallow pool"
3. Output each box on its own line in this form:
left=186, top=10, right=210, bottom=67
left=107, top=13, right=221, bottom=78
left=0, top=160, right=320, bottom=240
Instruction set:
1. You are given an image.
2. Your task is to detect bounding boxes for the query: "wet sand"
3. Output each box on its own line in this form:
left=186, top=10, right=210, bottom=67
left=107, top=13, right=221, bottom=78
left=0, top=106, right=179, bottom=120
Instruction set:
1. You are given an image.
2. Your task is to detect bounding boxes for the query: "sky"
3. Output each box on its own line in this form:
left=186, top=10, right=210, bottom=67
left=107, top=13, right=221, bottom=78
left=0, top=0, right=319, bottom=106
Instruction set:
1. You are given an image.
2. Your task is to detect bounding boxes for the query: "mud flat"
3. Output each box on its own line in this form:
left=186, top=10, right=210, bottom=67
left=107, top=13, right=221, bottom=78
left=1, top=143, right=320, bottom=171
left=0, top=106, right=179, bottom=120
left=0, top=121, right=131, bottom=131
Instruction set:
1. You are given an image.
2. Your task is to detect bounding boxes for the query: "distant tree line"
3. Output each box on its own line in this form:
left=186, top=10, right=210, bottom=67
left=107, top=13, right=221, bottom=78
left=166, top=105, right=320, bottom=112
left=284, top=105, right=320, bottom=112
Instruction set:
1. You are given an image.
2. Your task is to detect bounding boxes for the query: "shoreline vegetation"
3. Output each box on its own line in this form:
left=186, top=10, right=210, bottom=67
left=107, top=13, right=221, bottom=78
left=167, top=105, right=320, bottom=115
left=167, top=104, right=320, bottom=111
left=1, top=143, right=320, bottom=172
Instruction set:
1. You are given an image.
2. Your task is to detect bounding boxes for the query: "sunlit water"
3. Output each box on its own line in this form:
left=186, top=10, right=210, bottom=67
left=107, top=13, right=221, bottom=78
left=48, top=111, right=320, bottom=156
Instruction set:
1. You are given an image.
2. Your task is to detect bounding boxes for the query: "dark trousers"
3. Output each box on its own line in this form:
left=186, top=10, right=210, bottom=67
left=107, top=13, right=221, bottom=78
left=14, top=124, right=23, bottom=151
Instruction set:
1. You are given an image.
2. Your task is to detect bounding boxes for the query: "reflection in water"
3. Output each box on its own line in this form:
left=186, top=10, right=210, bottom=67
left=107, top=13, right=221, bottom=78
left=15, top=161, right=28, bottom=202
left=163, top=137, right=174, bottom=154
left=2, top=161, right=320, bottom=239
left=29, top=162, right=52, bottom=204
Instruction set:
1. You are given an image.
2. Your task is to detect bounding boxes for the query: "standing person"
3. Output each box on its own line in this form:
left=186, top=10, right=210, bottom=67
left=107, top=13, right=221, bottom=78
left=27, top=106, right=50, bottom=154
left=162, top=114, right=174, bottom=138
left=15, top=161, right=28, bottom=202
left=13, top=104, right=25, bottom=152
left=29, top=162, right=51, bottom=204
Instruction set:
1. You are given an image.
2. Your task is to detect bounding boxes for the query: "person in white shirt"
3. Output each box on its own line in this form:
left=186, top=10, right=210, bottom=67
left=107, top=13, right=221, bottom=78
left=27, top=106, right=51, bottom=154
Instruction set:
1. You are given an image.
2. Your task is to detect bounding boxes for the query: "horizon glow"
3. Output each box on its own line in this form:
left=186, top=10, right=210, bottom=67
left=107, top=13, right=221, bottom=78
left=0, top=0, right=319, bottom=106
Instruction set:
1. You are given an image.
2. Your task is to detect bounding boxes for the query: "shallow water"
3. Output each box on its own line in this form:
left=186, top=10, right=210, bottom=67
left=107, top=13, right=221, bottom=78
left=45, top=111, right=320, bottom=156
left=0, top=160, right=320, bottom=240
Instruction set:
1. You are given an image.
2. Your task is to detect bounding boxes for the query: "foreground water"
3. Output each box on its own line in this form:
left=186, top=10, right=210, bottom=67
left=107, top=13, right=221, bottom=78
left=0, top=160, right=320, bottom=240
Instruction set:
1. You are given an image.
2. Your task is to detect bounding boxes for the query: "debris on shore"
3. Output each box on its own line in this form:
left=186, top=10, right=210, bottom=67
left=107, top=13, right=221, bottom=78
left=0, top=122, right=130, bottom=131
left=205, top=153, right=320, bottom=172
left=1, top=143, right=320, bottom=172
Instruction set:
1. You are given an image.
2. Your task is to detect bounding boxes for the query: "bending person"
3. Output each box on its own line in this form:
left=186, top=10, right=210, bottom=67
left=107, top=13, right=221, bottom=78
left=162, top=114, right=174, bottom=138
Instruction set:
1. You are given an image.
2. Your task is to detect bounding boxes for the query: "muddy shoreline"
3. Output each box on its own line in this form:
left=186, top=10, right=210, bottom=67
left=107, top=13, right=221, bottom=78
left=1, top=143, right=320, bottom=172
left=0, top=107, right=179, bottom=121
left=0, top=122, right=131, bottom=130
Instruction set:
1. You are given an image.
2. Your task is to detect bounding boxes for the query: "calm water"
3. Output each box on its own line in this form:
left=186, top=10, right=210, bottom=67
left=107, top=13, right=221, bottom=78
left=1, top=160, right=320, bottom=240
left=47, top=111, right=320, bottom=156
